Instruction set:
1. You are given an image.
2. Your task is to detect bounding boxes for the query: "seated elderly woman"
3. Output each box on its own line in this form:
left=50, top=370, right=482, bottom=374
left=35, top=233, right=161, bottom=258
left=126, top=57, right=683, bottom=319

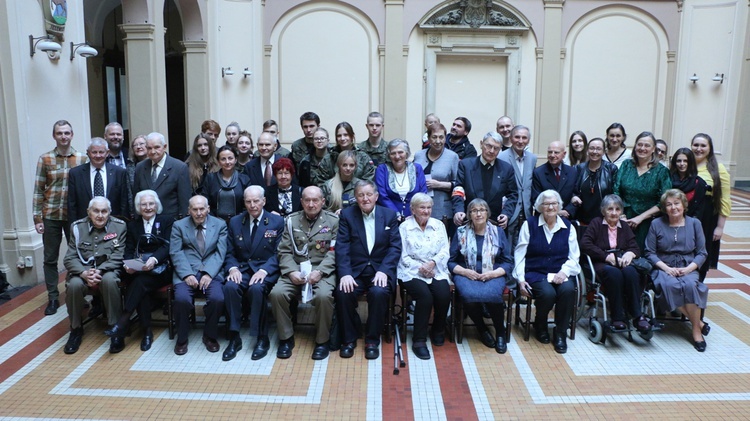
left=514, top=189, right=581, bottom=354
left=449, top=198, right=514, bottom=354
left=105, top=190, right=173, bottom=351
left=645, top=189, right=709, bottom=352
left=581, top=194, right=651, bottom=332
left=397, top=193, right=451, bottom=360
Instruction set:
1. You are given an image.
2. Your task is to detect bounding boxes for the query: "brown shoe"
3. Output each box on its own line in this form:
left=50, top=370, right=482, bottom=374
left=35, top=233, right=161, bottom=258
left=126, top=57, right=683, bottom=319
left=203, top=335, right=220, bottom=353
left=174, top=341, right=188, bottom=356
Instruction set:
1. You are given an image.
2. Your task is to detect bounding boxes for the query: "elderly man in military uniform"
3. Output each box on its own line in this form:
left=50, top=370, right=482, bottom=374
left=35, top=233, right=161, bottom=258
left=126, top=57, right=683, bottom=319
left=269, top=186, right=339, bottom=360
left=63, top=196, right=127, bottom=355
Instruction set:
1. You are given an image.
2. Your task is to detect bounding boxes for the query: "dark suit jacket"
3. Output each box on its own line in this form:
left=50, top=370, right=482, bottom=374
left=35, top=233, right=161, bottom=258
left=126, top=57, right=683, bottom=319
left=223, top=210, right=284, bottom=282
left=452, top=157, right=518, bottom=222
left=169, top=214, right=228, bottom=283
left=67, top=162, right=129, bottom=222
left=133, top=155, right=191, bottom=220
left=264, top=184, right=302, bottom=218
left=580, top=216, right=640, bottom=274
left=244, top=154, right=282, bottom=188
left=532, top=162, right=578, bottom=218
left=335, top=205, right=401, bottom=286
left=124, top=215, right=174, bottom=263
left=202, top=171, right=251, bottom=219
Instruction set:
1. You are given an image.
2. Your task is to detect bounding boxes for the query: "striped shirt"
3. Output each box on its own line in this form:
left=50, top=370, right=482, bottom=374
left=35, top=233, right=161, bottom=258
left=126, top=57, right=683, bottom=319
left=32, top=147, right=88, bottom=223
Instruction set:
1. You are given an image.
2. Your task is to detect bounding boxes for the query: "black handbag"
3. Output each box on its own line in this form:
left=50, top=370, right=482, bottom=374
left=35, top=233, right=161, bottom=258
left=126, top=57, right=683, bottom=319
left=607, top=248, right=653, bottom=276
left=136, top=234, right=169, bottom=274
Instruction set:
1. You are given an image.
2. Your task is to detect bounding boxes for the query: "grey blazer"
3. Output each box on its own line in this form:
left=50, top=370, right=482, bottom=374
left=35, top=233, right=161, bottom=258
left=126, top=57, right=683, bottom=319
left=498, top=148, right=537, bottom=224
left=169, top=214, right=228, bottom=284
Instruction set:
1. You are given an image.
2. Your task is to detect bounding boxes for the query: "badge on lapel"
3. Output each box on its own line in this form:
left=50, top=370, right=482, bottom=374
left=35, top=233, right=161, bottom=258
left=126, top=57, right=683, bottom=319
left=103, top=232, right=117, bottom=241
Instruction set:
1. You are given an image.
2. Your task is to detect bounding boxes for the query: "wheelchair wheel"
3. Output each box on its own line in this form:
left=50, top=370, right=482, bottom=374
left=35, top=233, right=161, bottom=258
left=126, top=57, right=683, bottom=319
left=639, top=328, right=654, bottom=341
left=589, top=319, right=605, bottom=344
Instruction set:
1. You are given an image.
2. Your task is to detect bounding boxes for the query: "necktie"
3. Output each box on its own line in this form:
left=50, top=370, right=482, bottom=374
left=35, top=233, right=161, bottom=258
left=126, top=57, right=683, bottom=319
left=249, top=219, right=259, bottom=244
left=93, top=169, right=105, bottom=197
left=264, top=161, right=272, bottom=186
left=281, top=191, right=292, bottom=214
left=196, top=224, right=205, bottom=255
left=555, top=167, right=561, bottom=182
left=151, top=164, right=158, bottom=184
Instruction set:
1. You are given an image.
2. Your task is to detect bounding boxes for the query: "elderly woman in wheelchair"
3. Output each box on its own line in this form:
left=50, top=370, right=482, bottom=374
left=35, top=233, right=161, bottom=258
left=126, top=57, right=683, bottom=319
left=581, top=194, right=652, bottom=340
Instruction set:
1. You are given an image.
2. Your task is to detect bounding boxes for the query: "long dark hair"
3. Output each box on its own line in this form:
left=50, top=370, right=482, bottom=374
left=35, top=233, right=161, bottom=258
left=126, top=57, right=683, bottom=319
left=692, top=133, right=722, bottom=213
left=568, top=130, right=588, bottom=166
left=669, top=147, right=697, bottom=179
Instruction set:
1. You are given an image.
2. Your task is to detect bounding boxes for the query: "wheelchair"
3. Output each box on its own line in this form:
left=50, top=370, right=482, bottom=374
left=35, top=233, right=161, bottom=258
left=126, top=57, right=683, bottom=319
left=579, top=254, right=662, bottom=345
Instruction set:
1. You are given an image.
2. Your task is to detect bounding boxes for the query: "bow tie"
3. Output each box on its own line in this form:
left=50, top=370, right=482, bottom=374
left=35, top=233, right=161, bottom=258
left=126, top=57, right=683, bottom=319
left=279, top=187, right=292, bottom=193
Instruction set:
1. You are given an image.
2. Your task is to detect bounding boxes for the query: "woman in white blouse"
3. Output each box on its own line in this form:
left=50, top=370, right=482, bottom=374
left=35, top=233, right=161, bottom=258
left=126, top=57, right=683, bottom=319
left=397, top=193, right=451, bottom=360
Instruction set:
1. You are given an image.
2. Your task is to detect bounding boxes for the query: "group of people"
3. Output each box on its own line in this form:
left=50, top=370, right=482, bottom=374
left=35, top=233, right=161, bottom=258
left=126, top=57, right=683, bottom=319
left=31, top=112, right=728, bottom=364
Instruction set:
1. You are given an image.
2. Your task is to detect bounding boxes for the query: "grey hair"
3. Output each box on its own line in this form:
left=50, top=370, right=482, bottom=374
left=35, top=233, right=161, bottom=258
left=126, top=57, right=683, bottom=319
left=88, top=196, right=112, bottom=212
left=146, top=132, right=166, bottom=146
left=510, top=124, right=531, bottom=138
left=387, top=138, right=411, bottom=158
left=482, top=131, right=502, bottom=144
left=599, top=194, right=624, bottom=215
left=354, top=179, right=377, bottom=194
left=410, top=192, right=433, bottom=212
left=533, top=189, right=563, bottom=213
left=88, top=137, right=109, bottom=150
left=104, top=122, right=123, bottom=135
left=244, top=185, right=265, bottom=198
left=134, top=189, right=163, bottom=215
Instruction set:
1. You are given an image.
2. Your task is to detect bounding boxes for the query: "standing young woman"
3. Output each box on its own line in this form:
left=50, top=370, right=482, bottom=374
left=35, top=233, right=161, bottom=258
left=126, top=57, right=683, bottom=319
left=691, top=133, right=731, bottom=281
left=235, top=130, right=254, bottom=171
left=613, top=131, right=672, bottom=252
left=203, top=145, right=251, bottom=222
left=565, top=130, right=588, bottom=166
left=571, top=137, right=618, bottom=226
left=604, top=123, right=630, bottom=168
left=670, top=148, right=708, bottom=219
left=185, top=133, right=219, bottom=195
left=224, top=122, right=241, bottom=148
left=321, top=150, right=360, bottom=214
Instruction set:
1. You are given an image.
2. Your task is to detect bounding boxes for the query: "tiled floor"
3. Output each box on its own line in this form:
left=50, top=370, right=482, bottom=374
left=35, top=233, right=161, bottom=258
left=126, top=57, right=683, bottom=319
left=2, top=190, right=750, bottom=420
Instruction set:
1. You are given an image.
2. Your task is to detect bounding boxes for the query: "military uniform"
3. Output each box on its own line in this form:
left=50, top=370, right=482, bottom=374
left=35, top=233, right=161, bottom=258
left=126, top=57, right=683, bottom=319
left=331, top=146, right=376, bottom=181
left=298, top=152, right=335, bottom=188
left=321, top=177, right=361, bottom=212
left=290, top=137, right=314, bottom=169
left=270, top=209, right=339, bottom=344
left=63, top=217, right=127, bottom=328
left=358, top=138, right=389, bottom=167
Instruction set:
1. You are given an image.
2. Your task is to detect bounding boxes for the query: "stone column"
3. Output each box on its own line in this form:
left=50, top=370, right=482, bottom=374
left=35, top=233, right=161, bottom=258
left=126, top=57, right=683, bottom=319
left=536, top=0, right=565, bottom=143
left=663, top=51, right=677, bottom=143
left=383, top=0, right=407, bottom=138
left=120, top=23, right=169, bottom=139
left=181, top=40, right=208, bottom=152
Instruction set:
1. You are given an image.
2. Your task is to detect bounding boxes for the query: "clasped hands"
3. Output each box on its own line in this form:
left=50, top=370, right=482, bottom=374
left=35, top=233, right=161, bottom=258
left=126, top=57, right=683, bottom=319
left=289, top=270, right=322, bottom=286
left=81, top=268, right=102, bottom=287
left=185, top=273, right=213, bottom=290
left=605, top=251, right=635, bottom=268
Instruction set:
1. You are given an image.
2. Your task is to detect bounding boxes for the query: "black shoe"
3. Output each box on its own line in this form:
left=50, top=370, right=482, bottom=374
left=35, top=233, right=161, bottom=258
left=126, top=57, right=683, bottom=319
left=534, top=326, right=551, bottom=344
left=64, top=328, right=83, bottom=354
left=412, top=343, right=430, bottom=360
left=110, top=336, right=125, bottom=354
left=251, top=336, right=270, bottom=360
left=479, top=330, right=496, bottom=348
left=430, top=332, right=445, bottom=347
left=311, top=343, right=329, bottom=360
left=140, top=332, right=154, bottom=352
left=364, top=344, right=379, bottom=360
left=339, top=342, right=356, bottom=359
left=702, top=322, right=711, bottom=336
left=222, top=336, right=243, bottom=361
left=495, top=335, right=507, bottom=354
left=104, top=324, right=127, bottom=338
left=553, top=334, right=567, bottom=354
left=277, top=337, right=295, bottom=359
left=44, top=299, right=59, bottom=315
left=693, top=339, right=707, bottom=352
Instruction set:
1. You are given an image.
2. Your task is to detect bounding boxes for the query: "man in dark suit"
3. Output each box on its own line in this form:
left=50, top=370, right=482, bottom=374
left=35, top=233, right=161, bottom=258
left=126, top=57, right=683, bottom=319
left=499, top=125, right=538, bottom=249
left=335, top=180, right=401, bottom=360
left=245, top=132, right=280, bottom=188
left=133, top=132, right=191, bottom=220
left=221, top=186, right=284, bottom=361
left=452, top=132, right=518, bottom=229
left=67, top=138, right=129, bottom=222
left=532, top=141, right=578, bottom=220
left=169, top=195, right=227, bottom=355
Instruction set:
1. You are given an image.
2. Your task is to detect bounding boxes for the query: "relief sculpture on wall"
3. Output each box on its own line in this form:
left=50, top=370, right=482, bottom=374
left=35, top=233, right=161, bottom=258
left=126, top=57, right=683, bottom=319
left=427, top=0, right=520, bottom=28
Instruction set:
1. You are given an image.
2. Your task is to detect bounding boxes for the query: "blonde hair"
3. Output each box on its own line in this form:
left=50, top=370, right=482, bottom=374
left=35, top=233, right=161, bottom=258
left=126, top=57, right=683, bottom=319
left=328, top=150, right=357, bottom=212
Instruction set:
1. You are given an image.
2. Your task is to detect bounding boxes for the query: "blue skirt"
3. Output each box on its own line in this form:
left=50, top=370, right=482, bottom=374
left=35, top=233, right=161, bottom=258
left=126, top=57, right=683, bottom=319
left=453, top=275, right=506, bottom=303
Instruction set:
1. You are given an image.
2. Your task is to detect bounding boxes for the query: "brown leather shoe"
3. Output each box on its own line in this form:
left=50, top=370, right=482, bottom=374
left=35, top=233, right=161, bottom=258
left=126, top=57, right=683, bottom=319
left=174, top=341, right=188, bottom=356
left=203, top=335, right=220, bottom=353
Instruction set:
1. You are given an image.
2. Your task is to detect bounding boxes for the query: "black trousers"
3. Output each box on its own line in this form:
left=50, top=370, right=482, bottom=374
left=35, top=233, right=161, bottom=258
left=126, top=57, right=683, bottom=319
left=173, top=275, right=225, bottom=344
left=464, top=302, right=505, bottom=337
left=600, top=265, right=641, bottom=321
left=223, top=271, right=275, bottom=337
left=335, top=267, right=392, bottom=346
left=402, top=278, right=451, bottom=343
left=530, top=277, right=576, bottom=336
left=124, top=271, right=171, bottom=329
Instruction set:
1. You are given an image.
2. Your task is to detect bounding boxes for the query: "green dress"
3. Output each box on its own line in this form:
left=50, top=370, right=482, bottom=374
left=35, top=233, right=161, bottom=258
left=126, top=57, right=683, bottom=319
left=614, top=159, right=672, bottom=252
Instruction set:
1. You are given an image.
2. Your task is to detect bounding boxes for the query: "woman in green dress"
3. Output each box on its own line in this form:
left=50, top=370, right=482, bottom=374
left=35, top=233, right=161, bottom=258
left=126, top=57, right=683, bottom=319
left=614, top=131, right=672, bottom=252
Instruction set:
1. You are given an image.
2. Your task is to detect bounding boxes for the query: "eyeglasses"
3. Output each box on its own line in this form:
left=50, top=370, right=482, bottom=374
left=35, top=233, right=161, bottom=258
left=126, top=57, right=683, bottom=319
left=588, top=146, right=604, bottom=152
left=469, top=208, right=488, bottom=214
left=656, top=149, right=667, bottom=154
left=542, top=202, right=559, bottom=208
left=313, top=137, right=328, bottom=142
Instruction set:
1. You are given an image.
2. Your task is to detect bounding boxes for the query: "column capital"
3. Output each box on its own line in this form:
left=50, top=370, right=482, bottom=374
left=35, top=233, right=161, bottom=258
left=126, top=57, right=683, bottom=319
left=543, top=0, right=565, bottom=6
left=384, top=0, right=404, bottom=5
left=180, top=40, right=207, bottom=53
left=119, top=23, right=156, bottom=41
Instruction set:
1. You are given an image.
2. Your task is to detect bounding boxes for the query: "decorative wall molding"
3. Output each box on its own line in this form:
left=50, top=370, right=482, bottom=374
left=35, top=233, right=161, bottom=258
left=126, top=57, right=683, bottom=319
left=422, top=0, right=526, bottom=29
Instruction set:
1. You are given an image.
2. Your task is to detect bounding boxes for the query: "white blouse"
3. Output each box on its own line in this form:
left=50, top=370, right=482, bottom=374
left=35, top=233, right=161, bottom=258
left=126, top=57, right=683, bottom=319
left=397, top=216, right=451, bottom=283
